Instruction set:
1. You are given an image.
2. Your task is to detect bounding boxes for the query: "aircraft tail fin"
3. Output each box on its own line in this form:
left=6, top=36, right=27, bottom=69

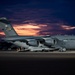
left=0, top=17, right=18, bottom=37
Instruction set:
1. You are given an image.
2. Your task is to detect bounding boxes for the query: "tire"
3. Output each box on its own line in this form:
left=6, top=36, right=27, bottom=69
left=59, top=48, right=66, bottom=52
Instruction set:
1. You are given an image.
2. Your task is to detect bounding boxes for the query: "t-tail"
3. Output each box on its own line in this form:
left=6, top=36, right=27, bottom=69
left=0, top=17, right=18, bottom=37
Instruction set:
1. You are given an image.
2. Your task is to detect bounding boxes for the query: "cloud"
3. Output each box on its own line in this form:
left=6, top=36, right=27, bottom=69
left=61, top=25, right=75, bottom=30
left=14, top=20, right=70, bottom=35
left=0, top=32, right=4, bottom=35
left=0, top=20, right=75, bottom=36
left=0, top=1, right=75, bottom=36
left=13, top=23, right=48, bottom=36
left=0, top=32, right=5, bottom=37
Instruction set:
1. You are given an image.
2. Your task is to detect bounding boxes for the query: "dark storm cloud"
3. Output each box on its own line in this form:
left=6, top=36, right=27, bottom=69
left=0, top=0, right=74, bottom=25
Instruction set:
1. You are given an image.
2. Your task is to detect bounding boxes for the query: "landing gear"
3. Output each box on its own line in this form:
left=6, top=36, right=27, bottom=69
left=17, top=47, right=30, bottom=52
left=59, top=48, right=66, bottom=52
left=17, top=47, right=21, bottom=52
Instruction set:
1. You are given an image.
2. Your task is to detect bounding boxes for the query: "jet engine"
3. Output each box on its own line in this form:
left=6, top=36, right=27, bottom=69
left=43, top=38, right=57, bottom=46
left=26, top=39, right=39, bottom=46
left=13, top=41, right=29, bottom=48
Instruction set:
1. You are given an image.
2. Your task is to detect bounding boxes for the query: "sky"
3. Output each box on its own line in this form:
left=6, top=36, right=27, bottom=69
left=0, top=0, right=75, bottom=36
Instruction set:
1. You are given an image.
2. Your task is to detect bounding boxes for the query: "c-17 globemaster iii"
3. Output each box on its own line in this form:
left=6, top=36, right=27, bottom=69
left=0, top=17, right=75, bottom=52
left=0, top=17, right=54, bottom=52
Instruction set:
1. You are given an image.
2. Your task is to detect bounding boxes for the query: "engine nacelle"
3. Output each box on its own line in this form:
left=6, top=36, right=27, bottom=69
left=13, top=41, right=29, bottom=48
left=26, top=39, right=38, bottom=46
left=43, top=37, right=55, bottom=46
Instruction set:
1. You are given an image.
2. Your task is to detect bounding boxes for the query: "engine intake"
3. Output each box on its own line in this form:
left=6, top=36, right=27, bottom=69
left=43, top=37, right=56, bottom=46
left=26, top=39, right=39, bottom=46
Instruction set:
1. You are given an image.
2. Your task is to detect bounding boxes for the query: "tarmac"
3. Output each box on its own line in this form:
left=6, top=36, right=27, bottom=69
left=0, top=50, right=75, bottom=75
left=0, top=50, right=75, bottom=59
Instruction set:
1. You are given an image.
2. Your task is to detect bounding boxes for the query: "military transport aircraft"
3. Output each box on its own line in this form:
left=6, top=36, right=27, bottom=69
left=0, top=17, right=52, bottom=52
left=0, top=17, right=75, bottom=52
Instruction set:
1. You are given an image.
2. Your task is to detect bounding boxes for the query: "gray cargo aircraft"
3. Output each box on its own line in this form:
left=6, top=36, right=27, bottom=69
left=0, top=17, right=51, bottom=51
left=0, top=17, right=75, bottom=52
left=50, top=35, right=75, bottom=51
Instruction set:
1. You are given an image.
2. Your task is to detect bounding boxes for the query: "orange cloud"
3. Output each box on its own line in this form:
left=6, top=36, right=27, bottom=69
left=13, top=23, right=47, bottom=36
left=61, top=25, right=75, bottom=30
left=0, top=32, right=4, bottom=35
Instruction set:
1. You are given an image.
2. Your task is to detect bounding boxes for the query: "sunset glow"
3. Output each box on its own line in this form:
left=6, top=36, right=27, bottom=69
left=13, top=23, right=47, bottom=36
left=0, top=32, right=5, bottom=35
left=61, top=25, right=75, bottom=30
left=0, top=23, right=75, bottom=36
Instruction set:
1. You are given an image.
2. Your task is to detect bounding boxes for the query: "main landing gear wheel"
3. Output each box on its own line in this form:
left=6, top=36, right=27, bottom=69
left=59, top=48, right=66, bottom=52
